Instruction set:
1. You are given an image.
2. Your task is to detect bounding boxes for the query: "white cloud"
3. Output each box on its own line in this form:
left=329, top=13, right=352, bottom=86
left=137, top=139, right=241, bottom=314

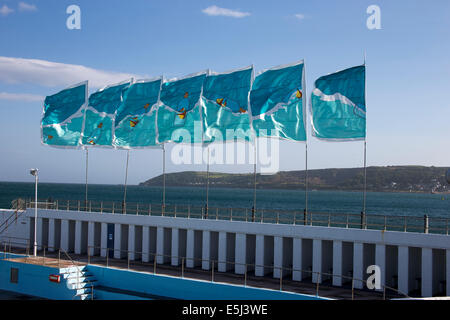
left=0, top=5, right=14, bottom=16
left=0, top=92, right=43, bottom=102
left=202, top=5, right=250, bottom=18
left=294, top=14, right=305, bottom=20
left=0, top=56, right=141, bottom=89
left=18, top=2, right=37, bottom=12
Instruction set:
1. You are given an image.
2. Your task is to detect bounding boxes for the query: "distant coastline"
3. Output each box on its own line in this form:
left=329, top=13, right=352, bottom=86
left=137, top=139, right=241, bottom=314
left=139, top=165, right=450, bottom=194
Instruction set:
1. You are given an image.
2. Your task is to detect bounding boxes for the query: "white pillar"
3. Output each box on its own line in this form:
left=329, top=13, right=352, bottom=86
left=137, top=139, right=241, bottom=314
left=128, top=225, right=135, bottom=261
left=171, top=228, right=179, bottom=266
left=255, top=235, right=264, bottom=277
left=100, top=223, right=107, bottom=257
left=142, top=226, right=150, bottom=262
left=273, top=236, right=283, bottom=279
left=114, top=224, right=122, bottom=259
left=156, top=227, right=164, bottom=264
left=398, top=246, right=409, bottom=295
left=218, top=231, right=227, bottom=272
left=312, top=239, right=322, bottom=283
left=48, top=219, right=55, bottom=252
left=60, top=220, right=69, bottom=252
left=74, top=220, right=82, bottom=254
left=36, top=218, right=43, bottom=249
left=202, top=230, right=210, bottom=270
left=88, top=221, right=95, bottom=256
left=446, top=249, right=450, bottom=296
left=333, top=240, right=343, bottom=286
left=375, top=244, right=386, bottom=290
left=186, top=229, right=195, bottom=268
left=292, top=238, right=303, bottom=281
left=421, top=247, right=433, bottom=297
left=353, top=242, right=364, bottom=289
left=235, top=233, right=246, bottom=274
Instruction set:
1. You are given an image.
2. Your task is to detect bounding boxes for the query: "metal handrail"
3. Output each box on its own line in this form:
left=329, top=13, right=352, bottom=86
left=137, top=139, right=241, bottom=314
left=24, top=198, right=450, bottom=235
left=0, top=239, right=412, bottom=300
left=86, top=244, right=410, bottom=300
left=58, top=247, right=95, bottom=300
left=0, top=209, right=25, bottom=235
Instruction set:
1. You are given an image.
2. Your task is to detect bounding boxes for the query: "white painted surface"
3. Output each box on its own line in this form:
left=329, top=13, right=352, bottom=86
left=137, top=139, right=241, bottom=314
left=128, top=225, right=135, bottom=261
left=48, top=218, right=55, bottom=252
left=375, top=244, right=386, bottom=290
left=218, top=231, right=227, bottom=272
left=171, top=228, right=179, bottom=266
left=312, top=239, right=322, bottom=283
left=273, top=236, right=283, bottom=279
left=235, top=233, right=246, bottom=274
left=292, top=238, right=303, bottom=281
left=202, top=230, right=211, bottom=270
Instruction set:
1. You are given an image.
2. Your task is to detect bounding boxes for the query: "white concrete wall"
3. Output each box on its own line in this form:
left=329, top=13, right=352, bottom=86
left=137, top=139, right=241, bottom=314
left=18, top=208, right=450, bottom=298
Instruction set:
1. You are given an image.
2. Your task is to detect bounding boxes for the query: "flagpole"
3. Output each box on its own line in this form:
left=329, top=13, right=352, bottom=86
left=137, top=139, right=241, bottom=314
left=252, top=139, right=257, bottom=222
left=123, top=149, right=130, bottom=214
left=362, top=51, right=367, bottom=217
left=205, top=146, right=210, bottom=218
left=305, top=142, right=308, bottom=215
left=363, top=140, right=367, bottom=214
left=85, top=148, right=89, bottom=211
left=162, top=143, right=166, bottom=215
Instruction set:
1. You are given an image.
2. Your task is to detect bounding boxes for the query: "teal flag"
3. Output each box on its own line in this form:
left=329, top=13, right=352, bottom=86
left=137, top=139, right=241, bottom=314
left=310, top=65, right=366, bottom=141
left=81, top=80, right=131, bottom=147
left=157, top=72, right=206, bottom=144
left=41, top=81, right=88, bottom=148
left=250, top=61, right=306, bottom=141
left=114, top=78, right=162, bottom=148
left=202, top=66, right=253, bottom=143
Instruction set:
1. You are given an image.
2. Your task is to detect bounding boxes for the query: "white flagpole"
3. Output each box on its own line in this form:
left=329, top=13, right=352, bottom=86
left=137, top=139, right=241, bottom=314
left=123, top=149, right=130, bottom=213
left=206, top=146, right=210, bottom=218
left=305, top=142, right=308, bottom=215
left=252, top=140, right=257, bottom=222
left=85, top=148, right=89, bottom=211
left=162, top=143, right=166, bottom=214
left=363, top=52, right=368, bottom=216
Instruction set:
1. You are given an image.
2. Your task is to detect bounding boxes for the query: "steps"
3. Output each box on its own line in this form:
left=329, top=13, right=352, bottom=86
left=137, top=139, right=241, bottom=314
left=60, top=266, right=97, bottom=300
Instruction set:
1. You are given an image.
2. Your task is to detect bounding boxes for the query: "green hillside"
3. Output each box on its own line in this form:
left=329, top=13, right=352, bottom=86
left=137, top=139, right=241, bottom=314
left=139, top=166, right=450, bottom=193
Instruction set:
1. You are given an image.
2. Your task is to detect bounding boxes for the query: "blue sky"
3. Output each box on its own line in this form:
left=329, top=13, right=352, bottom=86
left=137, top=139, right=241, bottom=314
left=0, top=0, right=449, bottom=184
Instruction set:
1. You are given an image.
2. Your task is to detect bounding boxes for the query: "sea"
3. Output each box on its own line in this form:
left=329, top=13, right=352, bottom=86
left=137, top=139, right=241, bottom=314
left=0, top=181, right=448, bottom=219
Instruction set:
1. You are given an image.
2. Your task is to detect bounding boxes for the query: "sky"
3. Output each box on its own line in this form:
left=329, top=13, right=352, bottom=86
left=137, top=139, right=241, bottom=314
left=0, top=0, right=449, bottom=185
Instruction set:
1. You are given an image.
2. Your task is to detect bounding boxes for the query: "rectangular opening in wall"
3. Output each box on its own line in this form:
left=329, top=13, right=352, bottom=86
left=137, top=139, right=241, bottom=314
left=408, top=247, right=422, bottom=295
left=432, top=249, right=446, bottom=296
left=322, top=240, right=333, bottom=283
left=68, top=220, right=76, bottom=252
left=163, top=228, right=172, bottom=264
left=54, top=219, right=61, bottom=250
left=134, top=226, right=143, bottom=261
left=194, top=230, right=203, bottom=267
left=178, top=229, right=187, bottom=263
left=42, top=218, right=49, bottom=248
left=210, top=231, right=219, bottom=263
left=149, top=227, right=157, bottom=261
left=246, top=234, right=256, bottom=272
left=226, top=233, right=236, bottom=271
left=386, top=245, right=398, bottom=288
left=10, top=268, right=18, bottom=284
left=342, top=242, right=354, bottom=284
left=263, top=236, right=274, bottom=276
left=282, top=237, right=293, bottom=278
left=301, top=239, right=313, bottom=280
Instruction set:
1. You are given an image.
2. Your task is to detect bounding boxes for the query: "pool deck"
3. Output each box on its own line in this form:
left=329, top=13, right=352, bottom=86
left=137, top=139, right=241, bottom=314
left=3, top=248, right=404, bottom=300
